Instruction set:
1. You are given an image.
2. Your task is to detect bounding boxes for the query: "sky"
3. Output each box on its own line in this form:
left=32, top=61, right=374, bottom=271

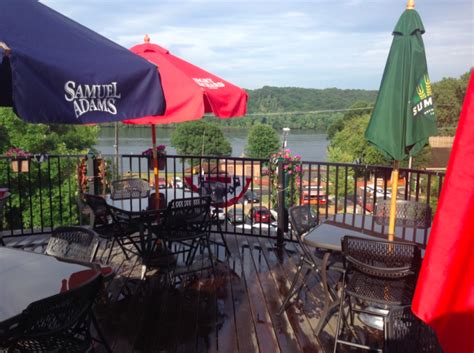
left=42, top=0, right=473, bottom=90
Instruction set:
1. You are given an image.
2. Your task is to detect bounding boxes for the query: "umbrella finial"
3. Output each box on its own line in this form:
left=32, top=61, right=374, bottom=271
left=144, top=34, right=150, bottom=43
left=406, top=0, right=415, bottom=9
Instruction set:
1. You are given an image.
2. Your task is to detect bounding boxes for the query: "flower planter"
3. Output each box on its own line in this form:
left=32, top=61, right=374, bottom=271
left=11, top=159, right=29, bottom=173
left=149, top=155, right=166, bottom=170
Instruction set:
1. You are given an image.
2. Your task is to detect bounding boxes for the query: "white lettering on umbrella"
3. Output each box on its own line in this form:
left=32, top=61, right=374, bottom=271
left=193, top=78, right=225, bottom=89
left=64, top=81, right=121, bottom=118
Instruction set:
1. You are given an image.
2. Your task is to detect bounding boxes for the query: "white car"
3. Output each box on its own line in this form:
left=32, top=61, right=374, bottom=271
left=173, top=177, right=184, bottom=189
left=360, top=185, right=391, bottom=198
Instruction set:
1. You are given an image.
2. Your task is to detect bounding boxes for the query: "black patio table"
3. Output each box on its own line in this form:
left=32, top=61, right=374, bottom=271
left=104, top=189, right=199, bottom=278
left=0, top=247, right=98, bottom=323
left=302, top=213, right=430, bottom=335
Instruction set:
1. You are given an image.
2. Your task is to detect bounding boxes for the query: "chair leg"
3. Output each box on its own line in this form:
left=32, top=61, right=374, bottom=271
left=91, top=312, right=113, bottom=353
left=333, top=274, right=347, bottom=353
left=278, top=255, right=305, bottom=315
left=116, top=237, right=131, bottom=260
left=105, top=238, right=116, bottom=264
left=204, top=236, right=216, bottom=274
left=216, top=220, right=230, bottom=256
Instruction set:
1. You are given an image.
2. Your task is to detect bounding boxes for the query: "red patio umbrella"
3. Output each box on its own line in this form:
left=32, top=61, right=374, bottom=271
left=123, top=35, right=248, bottom=203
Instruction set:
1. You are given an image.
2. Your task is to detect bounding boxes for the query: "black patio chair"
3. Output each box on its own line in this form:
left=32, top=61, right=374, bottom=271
left=334, top=236, right=422, bottom=352
left=278, top=205, right=344, bottom=333
left=278, top=205, right=319, bottom=314
left=149, top=196, right=214, bottom=284
left=374, top=199, right=432, bottom=229
left=0, top=192, right=10, bottom=246
left=386, top=306, right=443, bottom=353
left=46, top=226, right=100, bottom=263
left=83, top=193, right=140, bottom=263
left=111, top=178, right=150, bottom=200
left=0, top=274, right=111, bottom=353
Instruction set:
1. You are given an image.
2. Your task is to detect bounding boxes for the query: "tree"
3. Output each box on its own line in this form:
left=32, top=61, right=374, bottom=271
left=326, top=101, right=372, bottom=140
left=170, top=120, right=231, bottom=157
left=0, top=108, right=98, bottom=154
left=432, top=69, right=471, bottom=130
left=327, top=114, right=391, bottom=166
left=0, top=107, right=99, bottom=229
left=244, top=124, right=280, bottom=159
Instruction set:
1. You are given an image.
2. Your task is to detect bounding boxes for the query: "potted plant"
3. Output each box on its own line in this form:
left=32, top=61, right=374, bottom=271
left=142, top=145, right=166, bottom=170
left=269, top=149, right=303, bottom=208
left=5, top=147, right=31, bottom=173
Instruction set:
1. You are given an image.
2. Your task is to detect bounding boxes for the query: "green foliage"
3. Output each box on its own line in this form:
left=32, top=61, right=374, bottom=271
left=326, top=101, right=373, bottom=139
left=432, top=69, right=471, bottom=129
left=246, top=86, right=377, bottom=114
left=0, top=108, right=98, bottom=154
left=269, top=149, right=303, bottom=208
left=170, top=120, right=231, bottom=157
left=245, top=124, right=280, bottom=159
left=209, top=86, right=377, bottom=131
left=0, top=108, right=99, bottom=230
left=327, top=115, right=391, bottom=166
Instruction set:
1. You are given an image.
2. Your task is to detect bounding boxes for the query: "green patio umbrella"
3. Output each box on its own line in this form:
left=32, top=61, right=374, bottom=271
left=364, top=0, right=437, bottom=240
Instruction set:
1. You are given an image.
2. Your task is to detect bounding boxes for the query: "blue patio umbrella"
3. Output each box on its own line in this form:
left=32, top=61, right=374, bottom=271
left=0, top=0, right=165, bottom=124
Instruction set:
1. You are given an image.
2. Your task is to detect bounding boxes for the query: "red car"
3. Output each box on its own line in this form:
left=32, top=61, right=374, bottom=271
left=249, top=206, right=272, bottom=223
left=300, top=191, right=327, bottom=206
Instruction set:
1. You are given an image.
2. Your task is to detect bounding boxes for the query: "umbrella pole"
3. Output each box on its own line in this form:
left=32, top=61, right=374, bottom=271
left=114, top=121, right=119, bottom=179
left=151, top=124, right=161, bottom=208
left=388, top=160, right=400, bottom=241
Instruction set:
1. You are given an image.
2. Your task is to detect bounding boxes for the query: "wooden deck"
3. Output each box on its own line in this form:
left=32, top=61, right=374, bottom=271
left=92, top=234, right=344, bottom=353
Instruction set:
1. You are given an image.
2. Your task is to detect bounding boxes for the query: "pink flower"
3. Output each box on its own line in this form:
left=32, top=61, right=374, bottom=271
left=4, top=147, right=30, bottom=158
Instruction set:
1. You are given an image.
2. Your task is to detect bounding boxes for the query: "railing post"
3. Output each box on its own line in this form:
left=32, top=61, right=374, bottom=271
left=277, top=160, right=287, bottom=246
left=86, top=150, right=98, bottom=195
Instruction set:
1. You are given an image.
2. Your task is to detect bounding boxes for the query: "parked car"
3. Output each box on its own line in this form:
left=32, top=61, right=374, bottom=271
left=240, top=190, right=260, bottom=204
left=332, top=196, right=364, bottom=214
left=172, top=177, right=184, bottom=189
left=226, top=208, right=245, bottom=224
left=359, top=185, right=391, bottom=199
left=300, top=191, right=327, bottom=205
left=249, top=206, right=272, bottom=223
left=356, top=195, right=387, bottom=213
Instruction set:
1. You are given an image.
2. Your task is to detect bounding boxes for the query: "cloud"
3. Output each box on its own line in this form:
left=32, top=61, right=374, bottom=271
left=41, top=0, right=473, bottom=89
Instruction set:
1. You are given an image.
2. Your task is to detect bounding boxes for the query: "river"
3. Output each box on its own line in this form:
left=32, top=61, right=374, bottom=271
left=95, top=126, right=329, bottom=162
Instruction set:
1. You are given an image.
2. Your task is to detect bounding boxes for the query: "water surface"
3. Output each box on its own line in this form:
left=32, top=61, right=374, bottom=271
left=95, top=126, right=328, bottom=162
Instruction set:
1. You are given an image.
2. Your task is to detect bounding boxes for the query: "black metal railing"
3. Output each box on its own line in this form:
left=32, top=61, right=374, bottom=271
left=0, top=154, right=445, bottom=247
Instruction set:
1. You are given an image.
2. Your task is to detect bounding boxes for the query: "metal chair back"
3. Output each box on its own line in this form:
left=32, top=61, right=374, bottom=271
left=83, top=193, right=118, bottom=226
left=164, top=196, right=211, bottom=233
left=6, top=274, right=102, bottom=351
left=46, top=226, right=100, bottom=263
left=289, top=205, right=317, bottom=237
left=111, top=178, right=150, bottom=200
left=386, top=306, right=444, bottom=353
left=374, top=199, right=432, bottom=229
left=342, top=235, right=421, bottom=279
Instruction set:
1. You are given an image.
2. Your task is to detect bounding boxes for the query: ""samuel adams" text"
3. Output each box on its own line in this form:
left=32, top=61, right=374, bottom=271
left=64, top=81, right=121, bottom=118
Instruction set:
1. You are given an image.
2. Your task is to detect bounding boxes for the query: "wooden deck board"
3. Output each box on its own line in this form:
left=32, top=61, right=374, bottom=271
left=250, top=237, right=303, bottom=353
left=255, top=238, right=323, bottom=353
left=94, top=234, right=334, bottom=353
